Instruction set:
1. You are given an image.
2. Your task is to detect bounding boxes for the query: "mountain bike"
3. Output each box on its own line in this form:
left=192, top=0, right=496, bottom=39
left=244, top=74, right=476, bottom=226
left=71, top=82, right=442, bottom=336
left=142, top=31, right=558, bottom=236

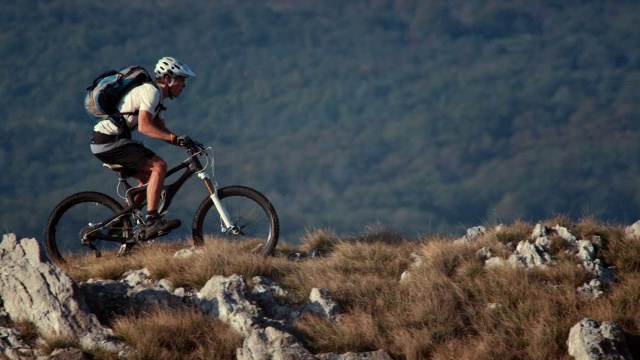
left=44, top=141, right=279, bottom=265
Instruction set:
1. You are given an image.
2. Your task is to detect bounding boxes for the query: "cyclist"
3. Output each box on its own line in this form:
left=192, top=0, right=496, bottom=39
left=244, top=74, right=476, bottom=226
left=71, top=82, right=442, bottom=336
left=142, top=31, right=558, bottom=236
left=90, top=56, right=197, bottom=239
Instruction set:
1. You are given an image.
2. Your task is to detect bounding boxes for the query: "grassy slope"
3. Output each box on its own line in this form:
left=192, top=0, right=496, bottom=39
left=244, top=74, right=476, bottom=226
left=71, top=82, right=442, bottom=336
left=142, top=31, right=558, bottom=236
left=47, top=217, right=640, bottom=360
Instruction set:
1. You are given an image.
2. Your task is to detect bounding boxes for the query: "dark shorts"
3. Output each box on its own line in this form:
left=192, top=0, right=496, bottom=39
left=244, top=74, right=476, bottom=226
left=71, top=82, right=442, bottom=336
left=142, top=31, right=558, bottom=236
left=93, top=143, right=156, bottom=177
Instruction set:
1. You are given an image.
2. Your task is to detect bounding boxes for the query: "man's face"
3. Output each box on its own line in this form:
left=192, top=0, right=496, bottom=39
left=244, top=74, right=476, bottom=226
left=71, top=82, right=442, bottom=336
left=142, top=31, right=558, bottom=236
left=169, top=76, right=188, bottom=97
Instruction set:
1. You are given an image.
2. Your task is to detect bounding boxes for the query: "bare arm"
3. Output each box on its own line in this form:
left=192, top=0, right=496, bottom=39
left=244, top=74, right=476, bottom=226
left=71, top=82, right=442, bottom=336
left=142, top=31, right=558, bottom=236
left=137, top=110, right=174, bottom=142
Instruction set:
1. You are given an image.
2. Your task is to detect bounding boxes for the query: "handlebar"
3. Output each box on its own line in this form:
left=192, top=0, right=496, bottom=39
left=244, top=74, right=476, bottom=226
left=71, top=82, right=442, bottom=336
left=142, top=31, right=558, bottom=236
left=177, top=136, right=205, bottom=155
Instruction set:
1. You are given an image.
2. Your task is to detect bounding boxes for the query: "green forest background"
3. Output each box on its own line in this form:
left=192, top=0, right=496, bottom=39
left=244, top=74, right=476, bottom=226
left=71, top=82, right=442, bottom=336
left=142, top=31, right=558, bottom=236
left=1, top=0, right=639, bottom=243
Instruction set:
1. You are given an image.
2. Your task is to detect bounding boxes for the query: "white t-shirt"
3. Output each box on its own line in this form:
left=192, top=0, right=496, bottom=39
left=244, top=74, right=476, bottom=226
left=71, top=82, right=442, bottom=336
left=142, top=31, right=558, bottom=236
left=93, top=83, right=164, bottom=135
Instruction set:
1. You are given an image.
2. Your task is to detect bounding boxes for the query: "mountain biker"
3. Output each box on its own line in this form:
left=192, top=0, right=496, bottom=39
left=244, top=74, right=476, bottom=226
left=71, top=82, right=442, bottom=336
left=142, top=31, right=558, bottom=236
left=90, top=56, right=198, bottom=239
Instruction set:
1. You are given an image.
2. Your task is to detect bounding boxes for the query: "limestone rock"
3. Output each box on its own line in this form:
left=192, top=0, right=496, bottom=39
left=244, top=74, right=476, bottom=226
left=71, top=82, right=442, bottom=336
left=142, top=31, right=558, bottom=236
left=196, top=274, right=260, bottom=336
left=236, top=326, right=314, bottom=360
left=41, top=347, right=90, bottom=360
left=80, top=279, right=130, bottom=325
left=307, top=288, right=341, bottom=320
left=455, top=226, right=486, bottom=244
left=567, top=318, right=632, bottom=359
left=0, top=234, right=128, bottom=356
left=0, top=327, right=33, bottom=360
left=316, top=349, right=393, bottom=360
left=0, top=234, right=104, bottom=337
left=624, top=220, right=640, bottom=239
left=554, top=224, right=577, bottom=244
left=509, top=240, right=553, bottom=268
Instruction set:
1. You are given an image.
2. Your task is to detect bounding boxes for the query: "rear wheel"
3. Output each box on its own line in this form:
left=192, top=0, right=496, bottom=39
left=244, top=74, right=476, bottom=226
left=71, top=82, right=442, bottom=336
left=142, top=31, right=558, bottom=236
left=44, top=192, right=133, bottom=265
left=192, top=186, right=279, bottom=256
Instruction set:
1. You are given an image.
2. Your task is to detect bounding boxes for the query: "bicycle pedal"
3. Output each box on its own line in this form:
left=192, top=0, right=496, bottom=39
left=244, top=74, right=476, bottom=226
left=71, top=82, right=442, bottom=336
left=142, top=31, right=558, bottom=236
left=116, top=243, right=135, bottom=258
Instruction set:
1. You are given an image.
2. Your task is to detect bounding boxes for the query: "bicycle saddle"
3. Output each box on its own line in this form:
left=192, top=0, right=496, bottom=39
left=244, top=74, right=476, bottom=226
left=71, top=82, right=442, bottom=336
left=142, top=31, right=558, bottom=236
left=103, top=163, right=129, bottom=177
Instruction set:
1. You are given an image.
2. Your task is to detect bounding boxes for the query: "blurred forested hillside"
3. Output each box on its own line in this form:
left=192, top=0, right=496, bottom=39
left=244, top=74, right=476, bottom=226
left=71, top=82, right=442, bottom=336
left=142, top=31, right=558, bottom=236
left=1, top=0, right=639, bottom=243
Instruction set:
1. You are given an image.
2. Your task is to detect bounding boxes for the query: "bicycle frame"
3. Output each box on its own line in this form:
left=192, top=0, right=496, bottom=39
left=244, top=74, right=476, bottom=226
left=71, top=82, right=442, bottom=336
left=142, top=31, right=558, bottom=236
left=85, top=147, right=234, bottom=244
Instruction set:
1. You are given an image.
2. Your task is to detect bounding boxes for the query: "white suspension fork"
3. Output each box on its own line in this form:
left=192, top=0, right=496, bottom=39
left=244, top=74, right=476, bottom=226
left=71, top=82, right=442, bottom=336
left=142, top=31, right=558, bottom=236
left=197, top=172, right=234, bottom=230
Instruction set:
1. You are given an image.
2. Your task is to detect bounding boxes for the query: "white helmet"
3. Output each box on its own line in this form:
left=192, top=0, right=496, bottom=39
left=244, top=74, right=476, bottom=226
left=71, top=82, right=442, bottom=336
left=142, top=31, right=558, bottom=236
left=154, top=56, right=196, bottom=79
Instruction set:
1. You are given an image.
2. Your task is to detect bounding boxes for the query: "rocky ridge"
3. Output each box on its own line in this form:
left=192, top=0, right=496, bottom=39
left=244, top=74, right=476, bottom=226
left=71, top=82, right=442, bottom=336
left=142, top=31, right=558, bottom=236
left=1, top=221, right=639, bottom=359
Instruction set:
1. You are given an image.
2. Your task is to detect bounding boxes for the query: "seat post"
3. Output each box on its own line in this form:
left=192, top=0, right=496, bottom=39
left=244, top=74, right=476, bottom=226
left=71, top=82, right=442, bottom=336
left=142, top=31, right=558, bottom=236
left=103, top=163, right=137, bottom=205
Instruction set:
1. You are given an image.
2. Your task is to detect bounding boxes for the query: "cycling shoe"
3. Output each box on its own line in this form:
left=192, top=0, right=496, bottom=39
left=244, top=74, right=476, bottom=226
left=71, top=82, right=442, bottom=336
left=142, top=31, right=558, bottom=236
left=144, top=217, right=181, bottom=239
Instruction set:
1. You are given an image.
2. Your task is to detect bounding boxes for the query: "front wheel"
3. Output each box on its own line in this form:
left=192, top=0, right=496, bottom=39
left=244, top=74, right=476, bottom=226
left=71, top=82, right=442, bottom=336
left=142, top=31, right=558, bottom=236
left=192, top=186, right=279, bottom=256
left=44, top=192, right=133, bottom=265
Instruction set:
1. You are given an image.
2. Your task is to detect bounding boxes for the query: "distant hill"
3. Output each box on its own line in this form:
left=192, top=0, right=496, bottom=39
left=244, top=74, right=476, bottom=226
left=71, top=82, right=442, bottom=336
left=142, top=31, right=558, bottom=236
left=1, top=0, right=639, bottom=242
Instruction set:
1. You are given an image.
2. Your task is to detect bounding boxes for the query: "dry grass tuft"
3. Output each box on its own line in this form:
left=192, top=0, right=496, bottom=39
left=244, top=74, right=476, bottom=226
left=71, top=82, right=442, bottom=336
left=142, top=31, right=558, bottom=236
left=293, top=310, right=380, bottom=354
left=599, top=227, right=640, bottom=273
left=351, top=223, right=406, bottom=245
left=300, top=228, right=342, bottom=254
left=12, top=320, right=39, bottom=347
left=490, top=220, right=532, bottom=245
left=60, top=240, right=190, bottom=282
left=113, top=307, right=243, bottom=360
left=37, top=335, right=79, bottom=357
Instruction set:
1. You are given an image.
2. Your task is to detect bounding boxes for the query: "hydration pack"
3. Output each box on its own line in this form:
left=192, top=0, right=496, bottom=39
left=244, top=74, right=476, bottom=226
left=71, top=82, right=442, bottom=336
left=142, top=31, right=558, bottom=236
left=84, top=66, right=155, bottom=131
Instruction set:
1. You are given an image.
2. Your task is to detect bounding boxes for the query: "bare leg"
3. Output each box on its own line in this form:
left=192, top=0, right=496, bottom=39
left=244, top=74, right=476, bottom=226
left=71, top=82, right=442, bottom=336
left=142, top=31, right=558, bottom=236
left=133, top=155, right=167, bottom=213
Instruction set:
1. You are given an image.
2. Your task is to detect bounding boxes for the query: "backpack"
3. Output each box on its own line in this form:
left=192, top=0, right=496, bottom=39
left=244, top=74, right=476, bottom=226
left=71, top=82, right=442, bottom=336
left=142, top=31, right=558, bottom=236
left=84, top=65, right=155, bottom=133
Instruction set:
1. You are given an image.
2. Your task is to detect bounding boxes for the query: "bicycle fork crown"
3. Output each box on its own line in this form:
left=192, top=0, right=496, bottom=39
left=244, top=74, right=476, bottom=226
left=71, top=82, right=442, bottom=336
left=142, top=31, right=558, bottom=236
left=197, top=172, right=217, bottom=195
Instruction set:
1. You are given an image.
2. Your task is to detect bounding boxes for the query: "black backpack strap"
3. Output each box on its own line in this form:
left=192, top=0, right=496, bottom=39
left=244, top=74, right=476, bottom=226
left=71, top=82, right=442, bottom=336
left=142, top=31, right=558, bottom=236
left=110, top=112, right=132, bottom=139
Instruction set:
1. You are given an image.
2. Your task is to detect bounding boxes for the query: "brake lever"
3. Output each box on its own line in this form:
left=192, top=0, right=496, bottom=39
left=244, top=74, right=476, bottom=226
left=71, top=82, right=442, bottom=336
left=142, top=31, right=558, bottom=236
left=187, top=141, right=206, bottom=155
